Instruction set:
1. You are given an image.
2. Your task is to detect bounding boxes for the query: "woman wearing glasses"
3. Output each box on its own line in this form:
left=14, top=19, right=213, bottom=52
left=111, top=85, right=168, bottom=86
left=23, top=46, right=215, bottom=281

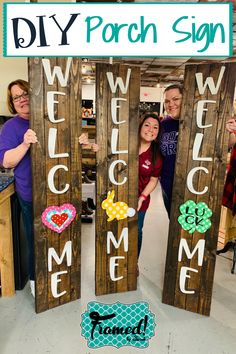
left=0, top=79, right=94, bottom=296
left=0, top=79, right=36, bottom=295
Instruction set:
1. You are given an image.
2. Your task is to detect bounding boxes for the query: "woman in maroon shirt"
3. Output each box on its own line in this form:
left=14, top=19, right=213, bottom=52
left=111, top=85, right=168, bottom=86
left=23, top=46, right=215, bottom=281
left=138, top=113, right=162, bottom=264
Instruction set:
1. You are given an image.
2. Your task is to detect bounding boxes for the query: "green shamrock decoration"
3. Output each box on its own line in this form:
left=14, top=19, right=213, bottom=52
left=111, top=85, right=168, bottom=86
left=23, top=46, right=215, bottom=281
left=178, top=200, right=212, bottom=234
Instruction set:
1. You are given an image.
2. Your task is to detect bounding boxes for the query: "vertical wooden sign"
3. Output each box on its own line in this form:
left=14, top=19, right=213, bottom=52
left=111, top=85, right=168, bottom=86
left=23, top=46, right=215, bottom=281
left=162, top=63, right=236, bottom=316
left=96, top=64, right=140, bottom=296
left=29, top=58, right=82, bottom=313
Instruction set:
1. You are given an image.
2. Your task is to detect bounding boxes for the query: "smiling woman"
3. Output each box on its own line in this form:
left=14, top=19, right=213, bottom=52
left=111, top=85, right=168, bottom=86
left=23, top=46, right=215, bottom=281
left=0, top=79, right=38, bottom=297
left=138, top=113, right=162, bottom=263
left=9, top=87, right=30, bottom=120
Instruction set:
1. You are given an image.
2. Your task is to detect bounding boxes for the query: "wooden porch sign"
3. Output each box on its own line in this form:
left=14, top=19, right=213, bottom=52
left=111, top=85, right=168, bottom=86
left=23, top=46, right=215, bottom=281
left=96, top=64, right=140, bottom=295
left=162, top=63, right=236, bottom=316
left=29, top=58, right=82, bottom=313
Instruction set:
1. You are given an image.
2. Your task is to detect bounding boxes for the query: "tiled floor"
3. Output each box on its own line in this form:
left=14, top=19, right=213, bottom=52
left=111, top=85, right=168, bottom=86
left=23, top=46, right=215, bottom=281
left=0, top=185, right=236, bottom=354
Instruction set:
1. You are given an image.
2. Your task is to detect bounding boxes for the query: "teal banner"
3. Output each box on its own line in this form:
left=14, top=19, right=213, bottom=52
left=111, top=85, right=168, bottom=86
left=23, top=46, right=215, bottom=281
left=81, top=301, right=156, bottom=349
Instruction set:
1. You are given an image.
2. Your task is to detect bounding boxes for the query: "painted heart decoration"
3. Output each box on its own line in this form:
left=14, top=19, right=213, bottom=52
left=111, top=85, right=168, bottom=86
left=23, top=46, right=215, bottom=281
left=41, top=203, right=76, bottom=234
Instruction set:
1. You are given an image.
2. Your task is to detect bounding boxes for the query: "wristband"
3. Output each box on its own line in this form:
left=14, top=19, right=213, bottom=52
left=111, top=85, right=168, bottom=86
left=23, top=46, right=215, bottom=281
left=140, top=193, right=148, bottom=200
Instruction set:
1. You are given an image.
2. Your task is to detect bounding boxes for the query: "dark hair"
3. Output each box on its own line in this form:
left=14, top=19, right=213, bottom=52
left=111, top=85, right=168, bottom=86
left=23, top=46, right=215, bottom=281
left=164, top=84, right=183, bottom=95
left=7, top=79, right=29, bottom=115
left=139, top=113, right=161, bottom=166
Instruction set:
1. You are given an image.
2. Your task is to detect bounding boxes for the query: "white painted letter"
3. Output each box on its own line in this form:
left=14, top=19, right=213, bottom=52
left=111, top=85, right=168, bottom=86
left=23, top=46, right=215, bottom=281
left=47, top=91, right=66, bottom=123
left=48, top=241, right=72, bottom=272
left=196, top=100, right=215, bottom=129
left=178, top=239, right=205, bottom=266
left=51, top=271, right=67, bottom=298
left=42, top=58, right=72, bottom=87
left=195, top=66, right=225, bottom=95
left=111, top=129, right=128, bottom=154
left=107, top=228, right=128, bottom=254
left=48, top=128, right=69, bottom=158
left=109, top=160, right=127, bottom=186
left=192, top=133, right=212, bottom=162
left=106, top=68, right=131, bottom=94
left=109, top=256, right=125, bottom=281
left=179, top=266, right=198, bottom=294
left=48, top=165, right=69, bottom=194
left=111, top=98, right=127, bottom=125
left=187, top=167, right=209, bottom=195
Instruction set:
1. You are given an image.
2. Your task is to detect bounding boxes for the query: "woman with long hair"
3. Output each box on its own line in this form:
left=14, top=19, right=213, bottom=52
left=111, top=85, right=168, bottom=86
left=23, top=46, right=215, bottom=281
left=137, top=113, right=162, bottom=265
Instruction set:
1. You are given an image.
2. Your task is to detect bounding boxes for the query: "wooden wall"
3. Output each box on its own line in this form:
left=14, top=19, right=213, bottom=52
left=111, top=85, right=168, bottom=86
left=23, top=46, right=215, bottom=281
left=162, top=63, right=236, bottom=316
left=95, top=64, right=140, bottom=296
left=29, top=58, right=82, bottom=313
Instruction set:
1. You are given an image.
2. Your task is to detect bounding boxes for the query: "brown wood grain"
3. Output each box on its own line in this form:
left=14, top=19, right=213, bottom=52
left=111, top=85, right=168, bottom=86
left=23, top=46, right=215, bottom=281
left=95, top=64, right=109, bottom=296
left=30, top=57, right=82, bottom=313
left=127, top=66, right=139, bottom=290
left=0, top=183, right=15, bottom=297
left=95, top=64, right=139, bottom=296
left=29, top=57, right=48, bottom=313
left=68, top=58, right=82, bottom=302
left=162, top=63, right=236, bottom=316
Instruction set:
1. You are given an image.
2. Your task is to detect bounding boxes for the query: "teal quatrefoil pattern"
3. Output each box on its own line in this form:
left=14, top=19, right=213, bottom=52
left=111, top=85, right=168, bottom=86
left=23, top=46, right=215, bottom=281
left=178, top=200, right=213, bottom=234
left=81, top=301, right=156, bottom=349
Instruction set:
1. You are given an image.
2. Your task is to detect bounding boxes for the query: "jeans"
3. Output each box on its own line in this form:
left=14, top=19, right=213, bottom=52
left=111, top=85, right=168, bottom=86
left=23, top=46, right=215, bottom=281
left=138, top=211, right=146, bottom=258
left=17, top=194, right=35, bottom=280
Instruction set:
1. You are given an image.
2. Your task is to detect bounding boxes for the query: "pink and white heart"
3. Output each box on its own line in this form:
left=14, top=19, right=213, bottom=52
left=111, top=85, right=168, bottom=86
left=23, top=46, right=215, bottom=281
left=42, top=203, right=76, bottom=234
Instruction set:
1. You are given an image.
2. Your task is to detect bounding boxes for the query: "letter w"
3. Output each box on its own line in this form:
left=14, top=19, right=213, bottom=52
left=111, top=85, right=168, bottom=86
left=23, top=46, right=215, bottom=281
left=106, top=68, right=131, bottom=94
left=48, top=240, right=72, bottom=272
left=42, top=58, right=72, bottom=87
left=195, top=66, right=225, bottom=95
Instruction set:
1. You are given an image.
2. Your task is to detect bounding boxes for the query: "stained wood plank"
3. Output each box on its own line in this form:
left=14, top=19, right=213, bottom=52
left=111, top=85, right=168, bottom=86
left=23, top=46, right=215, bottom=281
left=30, top=57, right=82, bottom=313
left=95, top=64, right=109, bottom=296
left=44, top=58, right=60, bottom=310
left=162, top=63, right=236, bottom=316
left=68, top=58, right=82, bottom=301
left=162, top=64, right=198, bottom=307
left=127, top=67, right=140, bottom=290
left=29, top=57, right=48, bottom=313
left=95, top=64, right=139, bottom=296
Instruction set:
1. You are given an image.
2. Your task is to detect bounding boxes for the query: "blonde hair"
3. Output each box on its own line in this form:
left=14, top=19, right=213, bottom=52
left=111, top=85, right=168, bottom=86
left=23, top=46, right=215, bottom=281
left=7, top=79, right=29, bottom=115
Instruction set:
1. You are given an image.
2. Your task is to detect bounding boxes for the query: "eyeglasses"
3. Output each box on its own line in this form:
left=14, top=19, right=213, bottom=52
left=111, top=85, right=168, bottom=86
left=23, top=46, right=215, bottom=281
left=12, top=92, right=29, bottom=103
left=164, top=96, right=182, bottom=106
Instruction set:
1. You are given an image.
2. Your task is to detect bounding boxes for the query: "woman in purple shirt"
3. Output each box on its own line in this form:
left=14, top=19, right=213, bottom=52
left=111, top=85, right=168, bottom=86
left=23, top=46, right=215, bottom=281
left=0, top=79, right=93, bottom=296
left=0, top=80, right=37, bottom=295
left=160, top=84, right=236, bottom=218
left=159, top=84, right=183, bottom=218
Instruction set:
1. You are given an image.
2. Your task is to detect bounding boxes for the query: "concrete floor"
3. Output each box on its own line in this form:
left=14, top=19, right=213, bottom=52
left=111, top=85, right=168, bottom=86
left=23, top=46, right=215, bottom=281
left=0, top=185, right=236, bottom=354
